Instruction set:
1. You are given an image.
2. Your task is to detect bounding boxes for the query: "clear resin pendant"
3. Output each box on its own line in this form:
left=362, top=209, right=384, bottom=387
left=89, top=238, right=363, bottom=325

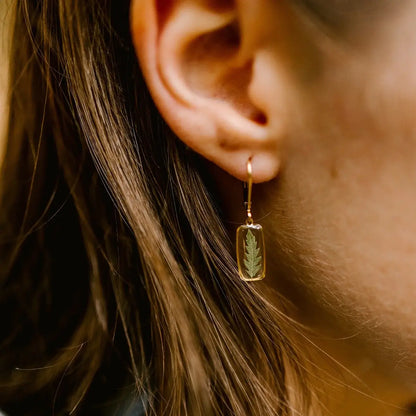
left=236, top=223, right=266, bottom=281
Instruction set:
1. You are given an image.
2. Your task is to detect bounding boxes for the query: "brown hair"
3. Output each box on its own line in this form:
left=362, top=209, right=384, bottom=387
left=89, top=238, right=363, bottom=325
left=0, top=1, right=315, bottom=415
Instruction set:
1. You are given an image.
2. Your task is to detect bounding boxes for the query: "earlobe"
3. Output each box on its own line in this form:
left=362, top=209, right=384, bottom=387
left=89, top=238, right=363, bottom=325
left=130, top=0, right=288, bottom=182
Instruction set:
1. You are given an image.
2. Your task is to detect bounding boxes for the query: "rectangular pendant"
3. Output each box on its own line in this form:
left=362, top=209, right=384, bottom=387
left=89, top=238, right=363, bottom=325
left=236, top=223, right=266, bottom=281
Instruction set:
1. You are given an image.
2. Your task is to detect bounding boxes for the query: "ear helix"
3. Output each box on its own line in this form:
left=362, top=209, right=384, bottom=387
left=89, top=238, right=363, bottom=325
left=236, top=157, right=266, bottom=281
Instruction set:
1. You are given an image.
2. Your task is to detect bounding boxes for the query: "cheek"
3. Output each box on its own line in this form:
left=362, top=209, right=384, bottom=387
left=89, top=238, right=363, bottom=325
left=266, top=34, right=416, bottom=376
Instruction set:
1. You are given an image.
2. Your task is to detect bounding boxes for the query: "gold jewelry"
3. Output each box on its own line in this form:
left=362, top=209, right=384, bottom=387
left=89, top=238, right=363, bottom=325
left=236, top=157, right=266, bottom=281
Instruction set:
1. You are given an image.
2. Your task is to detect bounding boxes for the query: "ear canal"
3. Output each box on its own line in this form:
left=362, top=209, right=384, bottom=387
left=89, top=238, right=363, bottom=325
left=158, top=2, right=266, bottom=127
left=183, top=23, right=267, bottom=126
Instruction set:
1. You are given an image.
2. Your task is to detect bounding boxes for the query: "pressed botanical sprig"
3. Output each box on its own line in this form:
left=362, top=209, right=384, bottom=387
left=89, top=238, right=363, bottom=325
left=244, top=229, right=262, bottom=278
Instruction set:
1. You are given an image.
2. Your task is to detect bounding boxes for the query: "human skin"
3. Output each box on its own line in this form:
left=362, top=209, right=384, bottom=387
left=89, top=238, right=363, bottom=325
left=221, top=1, right=416, bottom=413
left=259, top=1, right=416, bottom=377
left=131, top=0, right=416, bottom=413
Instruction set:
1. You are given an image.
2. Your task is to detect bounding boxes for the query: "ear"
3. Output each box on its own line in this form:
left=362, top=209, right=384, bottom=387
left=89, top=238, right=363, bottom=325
left=130, top=0, right=293, bottom=182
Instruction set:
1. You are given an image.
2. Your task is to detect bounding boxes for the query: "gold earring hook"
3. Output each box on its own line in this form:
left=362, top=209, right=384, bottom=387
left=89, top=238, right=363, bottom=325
left=245, top=157, right=253, bottom=225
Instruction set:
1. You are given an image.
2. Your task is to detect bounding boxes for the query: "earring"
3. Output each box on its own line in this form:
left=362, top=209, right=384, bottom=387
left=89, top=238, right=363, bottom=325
left=236, top=157, right=266, bottom=281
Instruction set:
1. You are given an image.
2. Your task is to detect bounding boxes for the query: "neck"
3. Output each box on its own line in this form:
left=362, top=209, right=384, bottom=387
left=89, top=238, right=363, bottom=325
left=266, top=284, right=416, bottom=416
